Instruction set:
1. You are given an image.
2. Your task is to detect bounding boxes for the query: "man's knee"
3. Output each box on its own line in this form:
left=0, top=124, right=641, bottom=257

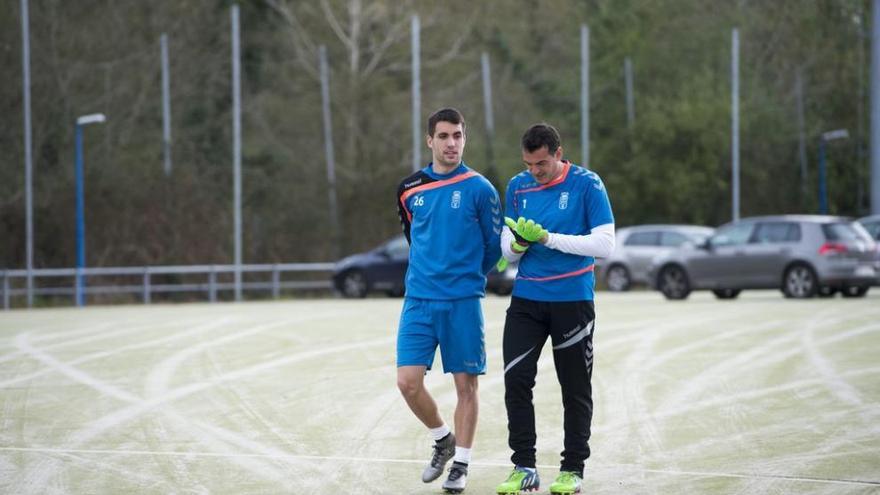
left=454, top=374, right=479, bottom=401
left=397, top=370, right=425, bottom=399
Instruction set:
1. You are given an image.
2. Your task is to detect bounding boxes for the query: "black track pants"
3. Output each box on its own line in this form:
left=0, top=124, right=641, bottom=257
left=502, top=296, right=595, bottom=475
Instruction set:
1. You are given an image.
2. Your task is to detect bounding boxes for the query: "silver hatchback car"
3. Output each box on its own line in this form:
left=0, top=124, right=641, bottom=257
left=597, top=225, right=714, bottom=291
left=648, top=215, right=880, bottom=300
left=858, top=214, right=880, bottom=240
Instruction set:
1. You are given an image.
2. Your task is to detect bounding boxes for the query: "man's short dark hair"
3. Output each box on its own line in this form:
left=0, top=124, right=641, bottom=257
left=428, top=108, right=466, bottom=137
left=521, top=123, right=561, bottom=154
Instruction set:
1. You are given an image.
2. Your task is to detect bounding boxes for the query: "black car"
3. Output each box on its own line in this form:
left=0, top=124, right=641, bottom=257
left=332, top=235, right=515, bottom=298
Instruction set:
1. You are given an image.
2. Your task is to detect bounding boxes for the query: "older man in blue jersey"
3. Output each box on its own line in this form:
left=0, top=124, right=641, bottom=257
left=495, top=123, right=615, bottom=495
left=395, top=108, right=502, bottom=493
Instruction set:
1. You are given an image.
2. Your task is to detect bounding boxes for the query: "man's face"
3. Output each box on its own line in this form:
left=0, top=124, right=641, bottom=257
left=522, top=145, right=563, bottom=184
left=427, top=121, right=465, bottom=168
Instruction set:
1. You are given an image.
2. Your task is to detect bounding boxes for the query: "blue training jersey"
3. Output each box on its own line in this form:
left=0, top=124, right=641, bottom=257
left=505, top=161, right=614, bottom=302
left=397, top=162, right=502, bottom=300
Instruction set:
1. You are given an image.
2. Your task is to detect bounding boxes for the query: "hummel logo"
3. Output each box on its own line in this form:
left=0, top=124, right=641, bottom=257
left=404, top=179, right=423, bottom=188
left=563, top=325, right=582, bottom=339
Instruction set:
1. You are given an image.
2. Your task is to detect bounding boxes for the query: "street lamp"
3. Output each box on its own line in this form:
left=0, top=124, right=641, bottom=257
left=74, top=113, right=106, bottom=307
left=817, top=129, right=849, bottom=215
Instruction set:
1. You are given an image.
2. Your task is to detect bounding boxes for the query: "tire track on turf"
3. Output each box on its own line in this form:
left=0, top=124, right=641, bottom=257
left=596, top=306, right=750, bottom=480
left=10, top=316, right=312, bottom=494
left=599, top=309, right=880, bottom=489
left=0, top=318, right=233, bottom=389
left=0, top=317, right=205, bottom=366
left=12, top=313, right=392, bottom=493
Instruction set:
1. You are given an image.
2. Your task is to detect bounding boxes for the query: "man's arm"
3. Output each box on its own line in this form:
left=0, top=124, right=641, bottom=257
left=541, top=223, right=615, bottom=258
left=501, top=227, right=526, bottom=262
left=396, top=180, right=412, bottom=244
left=478, top=186, right=503, bottom=275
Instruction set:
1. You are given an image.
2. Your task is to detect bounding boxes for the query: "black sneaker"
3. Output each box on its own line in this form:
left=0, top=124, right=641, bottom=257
left=421, top=433, right=456, bottom=482
left=442, top=461, right=468, bottom=493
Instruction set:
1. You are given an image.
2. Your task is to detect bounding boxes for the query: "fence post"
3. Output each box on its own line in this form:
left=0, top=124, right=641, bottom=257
left=272, top=265, right=280, bottom=299
left=209, top=267, right=217, bottom=303
left=2, top=271, right=8, bottom=310
left=143, top=268, right=151, bottom=304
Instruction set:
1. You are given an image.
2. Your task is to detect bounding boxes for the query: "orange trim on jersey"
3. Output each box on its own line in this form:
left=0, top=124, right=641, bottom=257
left=517, top=263, right=594, bottom=282
left=514, top=162, right=571, bottom=195
left=399, top=171, right=479, bottom=222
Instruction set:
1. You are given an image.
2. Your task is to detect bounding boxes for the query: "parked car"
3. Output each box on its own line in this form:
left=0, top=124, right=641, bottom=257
left=596, top=225, right=714, bottom=291
left=648, top=215, right=879, bottom=300
left=858, top=214, right=880, bottom=240
left=332, top=235, right=516, bottom=298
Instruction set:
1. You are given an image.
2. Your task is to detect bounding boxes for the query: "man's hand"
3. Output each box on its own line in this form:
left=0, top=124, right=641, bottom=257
left=505, top=217, right=531, bottom=253
left=506, top=216, right=548, bottom=244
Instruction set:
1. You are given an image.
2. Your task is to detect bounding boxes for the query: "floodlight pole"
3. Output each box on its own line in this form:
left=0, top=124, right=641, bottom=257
left=411, top=15, right=421, bottom=172
left=731, top=28, right=740, bottom=222
left=580, top=24, right=590, bottom=168
left=74, top=113, right=107, bottom=307
left=624, top=57, right=635, bottom=130
left=319, top=45, right=340, bottom=259
left=817, top=129, right=850, bottom=215
left=231, top=4, right=243, bottom=301
left=871, top=0, right=880, bottom=214
left=481, top=52, right=495, bottom=176
left=21, top=0, right=34, bottom=307
left=161, top=33, right=172, bottom=176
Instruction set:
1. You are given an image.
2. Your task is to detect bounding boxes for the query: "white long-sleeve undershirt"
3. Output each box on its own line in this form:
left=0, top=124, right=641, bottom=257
left=501, top=223, right=616, bottom=262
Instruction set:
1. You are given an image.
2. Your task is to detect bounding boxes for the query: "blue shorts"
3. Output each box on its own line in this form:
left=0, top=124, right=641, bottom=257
left=396, top=296, right=486, bottom=375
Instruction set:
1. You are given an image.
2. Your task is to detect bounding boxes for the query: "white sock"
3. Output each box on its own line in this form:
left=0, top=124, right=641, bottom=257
left=453, top=446, right=471, bottom=465
left=429, top=424, right=451, bottom=441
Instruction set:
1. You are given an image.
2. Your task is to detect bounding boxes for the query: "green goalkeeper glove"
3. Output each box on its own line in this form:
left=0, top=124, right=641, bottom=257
left=505, top=216, right=548, bottom=245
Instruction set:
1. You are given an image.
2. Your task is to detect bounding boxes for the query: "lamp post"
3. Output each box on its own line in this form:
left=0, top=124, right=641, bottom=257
left=74, top=113, right=106, bottom=307
left=817, top=129, right=849, bottom=215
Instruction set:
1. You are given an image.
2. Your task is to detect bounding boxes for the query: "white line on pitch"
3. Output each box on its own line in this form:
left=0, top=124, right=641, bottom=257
left=2, top=446, right=877, bottom=487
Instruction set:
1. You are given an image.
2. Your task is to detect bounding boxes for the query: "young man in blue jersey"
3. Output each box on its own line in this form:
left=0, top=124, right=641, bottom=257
left=395, top=108, right=502, bottom=493
left=495, top=123, right=615, bottom=495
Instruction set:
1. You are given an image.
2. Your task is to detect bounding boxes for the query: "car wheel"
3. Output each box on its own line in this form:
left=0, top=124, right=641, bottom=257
left=712, top=289, right=741, bottom=299
left=841, top=285, right=869, bottom=298
left=658, top=265, right=691, bottom=300
left=493, top=284, right=513, bottom=296
left=817, top=286, right=838, bottom=298
left=340, top=270, right=368, bottom=298
left=386, top=286, right=405, bottom=298
left=605, top=265, right=631, bottom=292
left=782, top=264, right=817, bottom=299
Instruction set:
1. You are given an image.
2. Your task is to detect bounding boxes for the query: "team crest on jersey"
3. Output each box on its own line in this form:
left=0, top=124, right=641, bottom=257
left=559, top=192, right=569, bottom=210
left=451, top=191, right=461, bottom=209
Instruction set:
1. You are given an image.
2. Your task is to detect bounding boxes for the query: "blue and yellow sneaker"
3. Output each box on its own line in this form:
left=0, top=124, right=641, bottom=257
left=496, top=466, right=540, bottom=494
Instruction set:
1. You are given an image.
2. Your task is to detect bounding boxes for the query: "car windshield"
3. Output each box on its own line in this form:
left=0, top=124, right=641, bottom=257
left=859, top=221, right=880, bottom=240
left=710, top=222, right=753, bottom=247
left=822, top=222, right=872, bottom=242
left=688, top=231, right=712, bottom=243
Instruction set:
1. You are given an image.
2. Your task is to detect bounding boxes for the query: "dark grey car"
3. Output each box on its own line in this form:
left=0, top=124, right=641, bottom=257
left=332, top=235, right=516, bottom=298
left=596, top=225, right=714, bottom=291
left=648, top=215, right=880, bottom=300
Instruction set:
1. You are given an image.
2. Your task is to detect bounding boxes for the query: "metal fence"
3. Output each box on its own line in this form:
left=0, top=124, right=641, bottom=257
left=1, top=263, right=336, bottom=310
